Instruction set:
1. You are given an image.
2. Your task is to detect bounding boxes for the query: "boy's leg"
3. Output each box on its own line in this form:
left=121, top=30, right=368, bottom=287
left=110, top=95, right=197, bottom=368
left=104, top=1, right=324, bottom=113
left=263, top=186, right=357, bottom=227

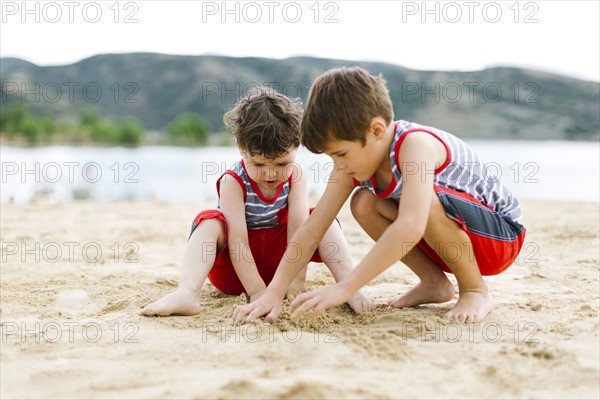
left=351, top=188, right=495, bottom=322
left=420, top=191, right=495, bottom=323
left=317, top=217, right=375, bottom=314
left=350, top=188, right=455, bottom=308
left=141, top=218, right=226, bottom=316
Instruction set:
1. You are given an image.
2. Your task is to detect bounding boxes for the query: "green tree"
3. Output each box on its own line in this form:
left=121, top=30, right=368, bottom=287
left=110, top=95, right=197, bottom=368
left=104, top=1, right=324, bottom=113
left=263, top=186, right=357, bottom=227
left=21, top=116, right=41, bottom=143
left=118, top=118, right=143, bottom=145
left=91, top=120, right=119, bottom=143
left=4, top=104, right=27, bottom=133
left=167, top=113, right=210, bottom=145
left=80, top=109, right=100, bottom=128
left=40, top=115, right=57, bottom=138
left=0, top=110, right=7, bottom=134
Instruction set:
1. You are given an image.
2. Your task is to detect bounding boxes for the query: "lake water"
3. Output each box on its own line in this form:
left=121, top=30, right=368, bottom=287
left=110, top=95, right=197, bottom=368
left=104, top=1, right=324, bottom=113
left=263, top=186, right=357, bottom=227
left=1, top=140, right=598, bottom=203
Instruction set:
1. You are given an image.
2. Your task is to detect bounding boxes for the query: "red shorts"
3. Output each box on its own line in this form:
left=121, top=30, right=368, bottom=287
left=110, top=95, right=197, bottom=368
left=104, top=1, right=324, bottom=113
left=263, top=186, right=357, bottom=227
left=417, top=186, right=526, bottom=276
left=190, top=210, right=323, bottom=295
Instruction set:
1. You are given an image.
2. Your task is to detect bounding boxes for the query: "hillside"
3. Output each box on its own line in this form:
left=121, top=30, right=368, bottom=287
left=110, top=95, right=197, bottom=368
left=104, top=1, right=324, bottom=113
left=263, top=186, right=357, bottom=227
left=1, top=53, right=598, bottom=140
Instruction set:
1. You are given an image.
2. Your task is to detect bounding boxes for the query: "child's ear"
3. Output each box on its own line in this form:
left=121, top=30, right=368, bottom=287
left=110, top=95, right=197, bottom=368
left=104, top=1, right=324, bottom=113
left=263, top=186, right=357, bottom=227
left=369, top=117, right=388, bottom=141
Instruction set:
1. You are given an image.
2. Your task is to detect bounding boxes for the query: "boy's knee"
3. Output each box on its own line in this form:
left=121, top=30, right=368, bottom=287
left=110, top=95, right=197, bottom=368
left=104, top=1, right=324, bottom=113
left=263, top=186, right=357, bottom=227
left=200, top=218, right=226, bottom=231
left=350, top=188, right=376, bottom=220
left=190, top=217, right=227, bottom=244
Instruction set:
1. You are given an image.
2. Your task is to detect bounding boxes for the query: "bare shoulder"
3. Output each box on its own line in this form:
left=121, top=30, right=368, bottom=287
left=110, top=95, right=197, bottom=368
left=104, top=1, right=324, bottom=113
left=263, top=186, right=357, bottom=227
left=219, top=173, right=243, bottom=194
left=401, top=130, right=441, bottom=150
left=218, top=174, right=248, bottom=235
left=398, top=130, right=447, bottom=165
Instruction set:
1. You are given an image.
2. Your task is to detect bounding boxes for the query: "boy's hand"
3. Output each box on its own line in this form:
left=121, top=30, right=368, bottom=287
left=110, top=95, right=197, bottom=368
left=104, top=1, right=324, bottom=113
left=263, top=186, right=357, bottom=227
left=347, top=290, right=375, bottom=314
left=290, top=283, right=351, bottom=319
left=248, top=288, right=267, bottom=303
left=285, top=278, right=307, bottom=302
left=233, top=290, right=283, bottom=323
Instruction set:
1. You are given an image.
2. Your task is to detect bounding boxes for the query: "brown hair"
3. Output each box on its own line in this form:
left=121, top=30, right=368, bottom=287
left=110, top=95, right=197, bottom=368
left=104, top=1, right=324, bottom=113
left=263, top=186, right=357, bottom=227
left=223, top=87, right=302, bottom=159
left=301, top=67, right=393, bottom=153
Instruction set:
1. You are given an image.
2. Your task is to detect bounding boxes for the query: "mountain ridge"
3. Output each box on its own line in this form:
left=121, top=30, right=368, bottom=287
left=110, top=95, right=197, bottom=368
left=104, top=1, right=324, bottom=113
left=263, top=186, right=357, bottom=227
left=2, top=53, right=598, bottom=140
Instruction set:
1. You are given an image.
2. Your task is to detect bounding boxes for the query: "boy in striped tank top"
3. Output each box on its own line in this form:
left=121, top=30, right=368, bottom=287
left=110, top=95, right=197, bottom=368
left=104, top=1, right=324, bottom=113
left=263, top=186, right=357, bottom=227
left=234, top=68, right=526, bottom=324
left=142, top=88, right=373, bottom=317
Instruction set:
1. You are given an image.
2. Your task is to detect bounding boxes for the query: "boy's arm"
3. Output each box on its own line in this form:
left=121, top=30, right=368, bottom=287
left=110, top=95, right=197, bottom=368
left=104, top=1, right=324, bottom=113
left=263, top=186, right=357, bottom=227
left=286, top=164, right=310, bottom=235
left=219, top=174, right=267, bottom=298
left=284, top=164, right=310, bottom=294
left=233, top=169, right=356, bottom=322
left=291, top=132, right=443, bottom=317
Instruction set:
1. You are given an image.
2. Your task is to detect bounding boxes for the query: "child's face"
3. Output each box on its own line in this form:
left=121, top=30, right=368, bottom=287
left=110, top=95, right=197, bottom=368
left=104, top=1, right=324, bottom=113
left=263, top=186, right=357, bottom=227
left=242, top=149, right=297, bottom=190
left=324, top=138, right=380, bottom=182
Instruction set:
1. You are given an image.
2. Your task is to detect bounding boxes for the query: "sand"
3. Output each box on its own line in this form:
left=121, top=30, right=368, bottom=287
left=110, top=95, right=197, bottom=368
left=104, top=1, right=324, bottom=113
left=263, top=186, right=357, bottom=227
left=1, top=199, right=599, bottom=399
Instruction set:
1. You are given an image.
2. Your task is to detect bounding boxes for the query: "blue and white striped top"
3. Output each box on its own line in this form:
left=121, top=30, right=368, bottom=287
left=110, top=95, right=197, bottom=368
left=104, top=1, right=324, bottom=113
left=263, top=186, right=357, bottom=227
left=216, top=160, right=291, bottom=229
left=354, top=120, right=522, bottom=221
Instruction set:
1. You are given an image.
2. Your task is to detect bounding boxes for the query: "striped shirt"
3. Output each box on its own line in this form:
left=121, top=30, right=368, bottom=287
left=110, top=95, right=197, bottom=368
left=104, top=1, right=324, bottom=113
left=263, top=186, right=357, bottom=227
left=355, top=120, right=522, bottom=221
left=216, top=160, right=291, bottom=229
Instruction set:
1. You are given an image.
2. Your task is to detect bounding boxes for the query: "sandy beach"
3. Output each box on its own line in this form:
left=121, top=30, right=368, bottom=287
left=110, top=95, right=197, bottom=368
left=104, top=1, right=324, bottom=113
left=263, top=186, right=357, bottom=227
left=1, top=199, right=599, bottom=399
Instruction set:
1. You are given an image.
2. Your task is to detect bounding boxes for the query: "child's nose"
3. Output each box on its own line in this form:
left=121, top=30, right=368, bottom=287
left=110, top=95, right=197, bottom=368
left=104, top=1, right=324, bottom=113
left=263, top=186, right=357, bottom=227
left=266, top=167, right=277, bottom=177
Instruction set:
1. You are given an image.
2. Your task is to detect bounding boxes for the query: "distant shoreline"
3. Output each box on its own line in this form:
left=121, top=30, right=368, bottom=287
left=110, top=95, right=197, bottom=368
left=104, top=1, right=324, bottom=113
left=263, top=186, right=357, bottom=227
left=2, top=136, right=599, bottom=148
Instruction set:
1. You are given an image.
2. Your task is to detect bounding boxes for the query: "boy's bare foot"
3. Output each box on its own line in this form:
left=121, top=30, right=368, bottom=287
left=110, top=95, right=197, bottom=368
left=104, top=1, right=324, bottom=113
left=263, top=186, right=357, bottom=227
left=141, top=288, right=202, bottom=317
left=347, top=290, right=375, bottom=314
left=388, top=278, right=455, bottom=309
left=443, top=290, right=495, bottom=323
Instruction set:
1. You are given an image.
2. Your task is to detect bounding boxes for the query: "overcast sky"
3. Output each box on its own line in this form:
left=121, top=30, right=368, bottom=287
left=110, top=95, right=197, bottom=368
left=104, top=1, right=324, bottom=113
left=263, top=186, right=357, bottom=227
left=1, top=0, right=599, bottom=81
